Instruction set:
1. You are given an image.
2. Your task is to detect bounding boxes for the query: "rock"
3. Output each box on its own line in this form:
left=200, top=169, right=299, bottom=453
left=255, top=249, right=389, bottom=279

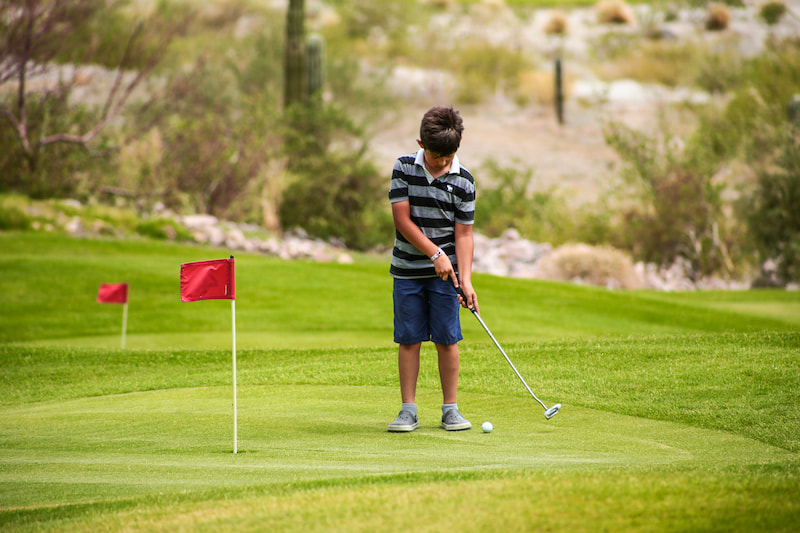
left=182, top=214, right=219, bottom=229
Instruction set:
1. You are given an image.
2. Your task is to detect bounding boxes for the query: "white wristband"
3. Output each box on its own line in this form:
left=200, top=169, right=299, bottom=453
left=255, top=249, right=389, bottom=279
left=430, top=248, right=445, bottom=261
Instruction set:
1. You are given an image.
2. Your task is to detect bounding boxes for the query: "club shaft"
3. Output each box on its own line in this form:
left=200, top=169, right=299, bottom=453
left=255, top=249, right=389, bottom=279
left=470, top=310, right=548, bottom=411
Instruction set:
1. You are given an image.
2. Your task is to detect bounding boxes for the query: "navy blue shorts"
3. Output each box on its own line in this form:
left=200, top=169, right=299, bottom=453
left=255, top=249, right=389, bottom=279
left=393, top=277, right=462, bottom=346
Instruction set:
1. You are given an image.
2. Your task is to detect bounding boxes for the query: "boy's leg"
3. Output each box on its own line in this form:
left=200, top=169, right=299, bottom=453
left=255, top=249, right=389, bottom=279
left=429, top=279, right=470, bottom=430
left=398, top=342, right=422, bottom=404
left=390, top=278, right=427, bottom=432
left=436, top=342, right=470, bottom=430
left=435, top=342, right=459, bottom=404
left=389, top=343, right=422, bottom=432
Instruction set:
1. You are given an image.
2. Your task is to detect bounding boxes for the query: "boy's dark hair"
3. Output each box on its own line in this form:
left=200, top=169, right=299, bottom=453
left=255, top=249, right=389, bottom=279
left=419, top=106, right=464, bottom=156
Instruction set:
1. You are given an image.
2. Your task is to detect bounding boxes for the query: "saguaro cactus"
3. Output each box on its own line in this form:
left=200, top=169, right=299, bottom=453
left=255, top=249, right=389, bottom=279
left=284, top=0, right=306, bottom=109
left=555, top=58, right=564, bottom=125
left=306, top=33, right=325, bottom=102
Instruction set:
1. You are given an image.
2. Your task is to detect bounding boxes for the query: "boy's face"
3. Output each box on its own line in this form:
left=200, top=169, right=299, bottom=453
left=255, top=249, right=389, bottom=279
left=417, top=140, right=455, bottom=176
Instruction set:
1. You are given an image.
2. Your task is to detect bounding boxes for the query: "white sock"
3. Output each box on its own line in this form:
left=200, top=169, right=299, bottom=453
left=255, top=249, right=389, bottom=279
left=442, top=403, right=458, bottom=414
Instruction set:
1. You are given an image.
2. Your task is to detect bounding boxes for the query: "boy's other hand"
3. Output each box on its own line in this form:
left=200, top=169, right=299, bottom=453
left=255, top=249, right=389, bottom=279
left=434, top=254, right=455, bottom=283
left=452, top=278, right=479, bottom=314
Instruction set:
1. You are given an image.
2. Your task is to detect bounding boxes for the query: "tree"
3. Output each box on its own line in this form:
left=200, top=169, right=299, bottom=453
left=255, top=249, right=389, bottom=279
left=0, top=0, right=178, bottom=182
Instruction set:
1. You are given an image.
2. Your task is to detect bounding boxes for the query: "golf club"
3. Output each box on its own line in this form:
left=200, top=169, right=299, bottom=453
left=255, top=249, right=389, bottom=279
left=454, top=283, right=561, bottom=420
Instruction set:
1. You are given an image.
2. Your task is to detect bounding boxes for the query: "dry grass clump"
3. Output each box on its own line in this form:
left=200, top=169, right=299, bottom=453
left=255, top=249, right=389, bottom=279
left=515, top=69, right=573, bottom=106
left=595, top=0, right=636, bottom=25
left=705, top=3, right=731, bottom=31
left=544, top=11, right=569, bottom=36
left=481, top=0, right=507, bottom=10
left=535, top=244, right=644, bottom=289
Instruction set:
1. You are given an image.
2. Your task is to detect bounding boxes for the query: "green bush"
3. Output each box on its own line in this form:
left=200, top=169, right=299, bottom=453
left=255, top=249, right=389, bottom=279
left=0, top=91, right=108, bottom=199
left=747, top=132, right=800, bottom=283
left=689, top=38, right=800, bottom=168
left=475, top=160, right=580, bottom=244
left=690, top=45, right=745, bottom=94
left=759, top=1, right=788, bottom=25
left=130, top=27, right=285, bottom=221
left=0, top=204, right=31, bottom=231
left=603, top=122, right=733, bottom=279
left=134, top=218, right=194, bottom=241
left=451, top=44, right=532, bottom=104
left=595, top=37, right=744, bottom=91
left=279, top=151, right=392, bottom=251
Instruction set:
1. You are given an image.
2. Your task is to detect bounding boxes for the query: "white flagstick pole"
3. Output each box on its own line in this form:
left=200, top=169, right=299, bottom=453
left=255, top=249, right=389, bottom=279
left=232, top=298, right=237, bottom=454
left=121, top=303, right=128, bottom=350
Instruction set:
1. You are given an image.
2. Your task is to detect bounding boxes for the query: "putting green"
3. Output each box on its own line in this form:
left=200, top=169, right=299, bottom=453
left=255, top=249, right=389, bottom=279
left=21, top=331, right=393, bottom=350
left=1, top=385, right=791, bottom=510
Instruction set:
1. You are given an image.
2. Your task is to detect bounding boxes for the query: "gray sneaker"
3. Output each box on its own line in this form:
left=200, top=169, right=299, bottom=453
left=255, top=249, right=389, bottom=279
left=388, top=410, right=419, bottom=432
left=441, top=409, right=471, bottom=431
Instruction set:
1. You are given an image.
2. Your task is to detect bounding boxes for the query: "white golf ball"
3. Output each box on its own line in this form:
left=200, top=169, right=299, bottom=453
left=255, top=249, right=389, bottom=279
left=481, top=421, right=493, bottom=433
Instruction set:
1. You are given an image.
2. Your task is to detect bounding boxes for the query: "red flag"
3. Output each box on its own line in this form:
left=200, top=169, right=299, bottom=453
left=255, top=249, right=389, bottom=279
left=97, top=283, right=129, bottom=304
left=180, top=257, right=235, bottom=302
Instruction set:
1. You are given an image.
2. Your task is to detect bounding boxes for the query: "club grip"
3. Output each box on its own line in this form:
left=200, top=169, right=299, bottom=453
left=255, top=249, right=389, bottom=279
left=454, top=284, right=476, bottom=313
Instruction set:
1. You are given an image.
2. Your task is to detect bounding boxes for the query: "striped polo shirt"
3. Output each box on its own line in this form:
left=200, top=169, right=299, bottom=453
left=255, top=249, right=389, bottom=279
left=389, top=149, right=476, bottom=279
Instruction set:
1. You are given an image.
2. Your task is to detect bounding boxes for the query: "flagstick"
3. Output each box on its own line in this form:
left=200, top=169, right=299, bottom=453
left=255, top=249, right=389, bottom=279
left=121, top=303, right=128, bottom=350
left=232, top=298, right=238, bottom=454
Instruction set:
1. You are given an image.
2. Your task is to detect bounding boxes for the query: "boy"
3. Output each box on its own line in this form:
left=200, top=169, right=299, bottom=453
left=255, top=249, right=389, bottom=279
left=387, top=106, right=479, bottom=433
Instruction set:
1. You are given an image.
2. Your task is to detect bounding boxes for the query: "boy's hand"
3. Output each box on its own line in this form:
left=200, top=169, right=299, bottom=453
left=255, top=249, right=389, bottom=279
left=452, top=277, right=479, bottom=314
left=433, top=253, right=455, bottom=282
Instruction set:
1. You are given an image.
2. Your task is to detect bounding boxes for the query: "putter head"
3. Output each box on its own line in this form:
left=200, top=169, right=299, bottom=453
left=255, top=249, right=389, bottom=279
left=544, top=403, right=561, bottom=419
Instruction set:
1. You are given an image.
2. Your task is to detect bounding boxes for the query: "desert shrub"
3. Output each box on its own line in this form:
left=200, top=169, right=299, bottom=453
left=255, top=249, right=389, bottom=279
left=0, top=203, right=31, bottom=231
left=595, top=1, right=636, bottom=25
left=134, top=218, right=194, bottom=241
left=691, top=38, right=800, bottom=166
left=535, top=244, right=643, bottom=289
left=690, top=45, right=745, bottom=93
left=279, top=151, right=392, bottom=251
left=759, top=1, right=787, bottom=25
left=600, top=40, right=697, bottom=86
left=588, top=31, right=643, bottom=63
left=0, top=0, right=189, bottom=201
left=747, top=131, right=800, bottom=283
left=705, top=3, right=731, bottom=31
left=280, top=102, right=392, bottom=250
left=475, top=160, right=577, bottom=244
left=451, top=44, right=532, bottom=104
left=335, top=0, right=410, bottom=41
left=606, top=39, right=744, bottom=92
left=0, top=91, right=108, bottom=199
left=689, top=0, right=743, bottom=7
left=595, top=28, right=745, bottom=90
left=125, top=22, right=286, bottom=221
left=56, top=1, right=194, bottom=69
left=603, top=122, right=736, bottom=279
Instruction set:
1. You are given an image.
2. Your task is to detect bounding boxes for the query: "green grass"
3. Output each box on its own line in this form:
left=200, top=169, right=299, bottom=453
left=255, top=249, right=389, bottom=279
left=1, top=232, right=799, bottom=531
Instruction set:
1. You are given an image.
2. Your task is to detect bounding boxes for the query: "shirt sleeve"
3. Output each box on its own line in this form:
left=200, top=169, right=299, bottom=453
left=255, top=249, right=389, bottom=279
left=389, top=159, right=409, bottom=204
left=454, top=176, right=475, bottom=225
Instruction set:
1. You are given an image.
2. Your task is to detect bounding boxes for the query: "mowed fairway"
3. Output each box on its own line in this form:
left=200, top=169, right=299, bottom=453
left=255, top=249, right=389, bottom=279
left=1, top=233, right=799, bottom=531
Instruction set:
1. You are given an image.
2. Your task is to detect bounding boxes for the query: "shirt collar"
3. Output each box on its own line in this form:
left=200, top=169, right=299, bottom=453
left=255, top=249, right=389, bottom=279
left=414, top=149, right=460, bottom=179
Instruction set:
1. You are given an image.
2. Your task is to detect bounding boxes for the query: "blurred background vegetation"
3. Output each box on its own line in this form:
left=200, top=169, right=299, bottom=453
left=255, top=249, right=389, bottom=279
left=1, top=0, right=798, bottom=284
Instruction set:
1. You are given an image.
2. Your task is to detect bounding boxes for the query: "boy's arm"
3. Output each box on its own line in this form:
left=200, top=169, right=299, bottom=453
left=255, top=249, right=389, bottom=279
left=455, top=222, right=479, bottom=313
left=391, top=200, right=456, bottom=282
